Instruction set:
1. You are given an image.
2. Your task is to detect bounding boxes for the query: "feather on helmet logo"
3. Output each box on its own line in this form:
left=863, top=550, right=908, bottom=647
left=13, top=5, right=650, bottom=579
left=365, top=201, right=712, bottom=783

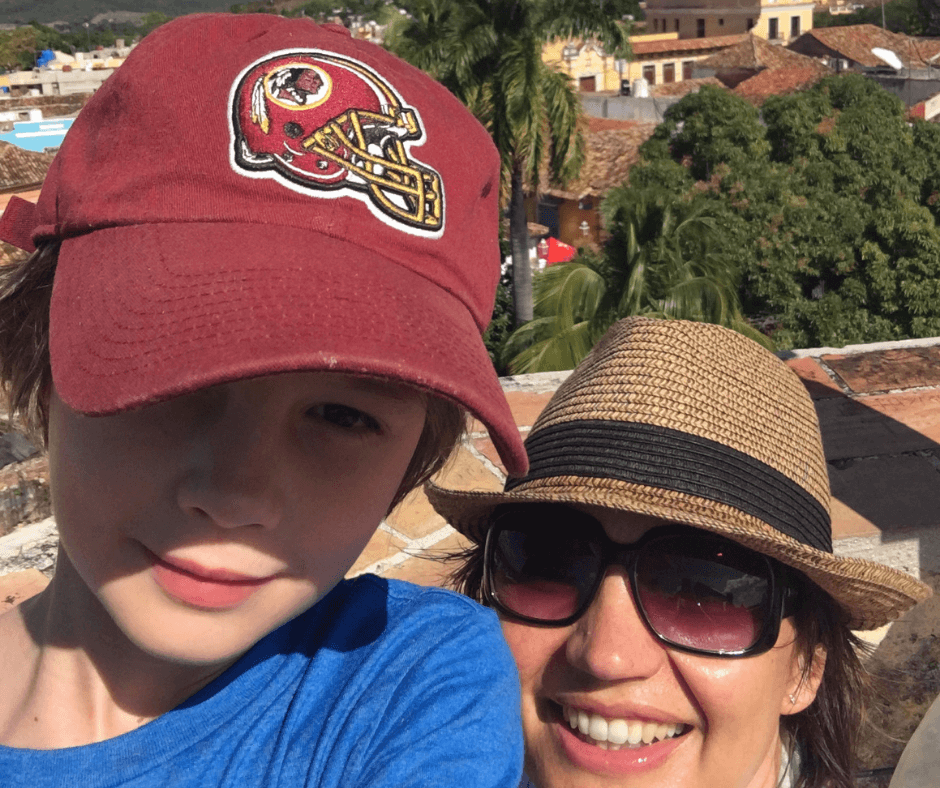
left=230, top=50, right=444, bottom=235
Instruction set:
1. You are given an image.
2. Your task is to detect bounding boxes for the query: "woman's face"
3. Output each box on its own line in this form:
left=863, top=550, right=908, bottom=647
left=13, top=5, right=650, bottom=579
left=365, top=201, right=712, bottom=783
left=500, top=506, right=824, bottom=788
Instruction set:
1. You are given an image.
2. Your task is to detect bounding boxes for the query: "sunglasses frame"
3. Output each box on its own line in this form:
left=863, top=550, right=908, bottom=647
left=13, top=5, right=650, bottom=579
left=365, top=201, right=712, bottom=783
left=482, top=506, right=800, bottom=658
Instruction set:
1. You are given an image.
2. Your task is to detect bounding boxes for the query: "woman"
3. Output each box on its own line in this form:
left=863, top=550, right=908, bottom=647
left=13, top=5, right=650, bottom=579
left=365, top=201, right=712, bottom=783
left=428, top=317, right=930, bottom=788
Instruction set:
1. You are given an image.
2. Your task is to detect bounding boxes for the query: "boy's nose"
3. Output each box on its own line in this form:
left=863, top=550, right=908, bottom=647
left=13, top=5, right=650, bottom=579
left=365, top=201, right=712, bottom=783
left=565, top=568, right=667, bottom=682
left=177, top=417, right=285, bottom=531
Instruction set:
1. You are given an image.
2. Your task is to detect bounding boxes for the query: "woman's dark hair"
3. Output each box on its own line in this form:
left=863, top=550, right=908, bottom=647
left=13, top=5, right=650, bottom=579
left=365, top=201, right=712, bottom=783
left=785, top=575, right=872, bottom=788
left=0, top=242, right=467, bottom=508
left=448, top=515, right=871, bottom=788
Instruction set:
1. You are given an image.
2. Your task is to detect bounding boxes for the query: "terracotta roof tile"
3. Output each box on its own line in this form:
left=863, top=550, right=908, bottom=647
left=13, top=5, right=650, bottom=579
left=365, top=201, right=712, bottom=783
left=797, top=25, right=940, bottom=68
left=542, top=116, right=657, bottom=199
left=701, top=33, right=823, bottom=70
left=0, top=144, right=53, bottom=192
left=733, top=64, right=832, bottom=103
left=631, top=34, right=747, bottom=56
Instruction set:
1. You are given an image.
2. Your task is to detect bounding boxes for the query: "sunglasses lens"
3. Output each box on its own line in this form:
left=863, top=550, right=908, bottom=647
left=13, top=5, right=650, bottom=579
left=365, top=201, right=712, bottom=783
left=489, top=526, right=600, bottom=623
left=636, top=539, right=773, bottom=653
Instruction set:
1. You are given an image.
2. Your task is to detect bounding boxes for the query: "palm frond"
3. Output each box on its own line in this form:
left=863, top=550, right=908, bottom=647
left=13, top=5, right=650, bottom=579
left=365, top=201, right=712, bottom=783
left=506, top=319, right=600, bottom=373
left=538, top=0, right=632, bottom=58
left=533, top=261, right=606, bottom=327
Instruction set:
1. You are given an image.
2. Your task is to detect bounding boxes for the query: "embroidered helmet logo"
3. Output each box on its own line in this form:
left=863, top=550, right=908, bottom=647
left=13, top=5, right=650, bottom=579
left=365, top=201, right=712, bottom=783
left=232, top=51, right=444, bottom=233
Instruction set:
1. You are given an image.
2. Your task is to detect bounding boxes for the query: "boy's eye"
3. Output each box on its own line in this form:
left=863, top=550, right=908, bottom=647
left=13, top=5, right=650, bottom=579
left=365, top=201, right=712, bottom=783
left=310, top=403, right=382, bottom=433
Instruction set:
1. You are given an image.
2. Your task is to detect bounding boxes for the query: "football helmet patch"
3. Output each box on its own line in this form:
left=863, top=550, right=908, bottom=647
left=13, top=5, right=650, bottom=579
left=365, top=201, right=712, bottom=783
left=232, top=50, right=443, bottom=234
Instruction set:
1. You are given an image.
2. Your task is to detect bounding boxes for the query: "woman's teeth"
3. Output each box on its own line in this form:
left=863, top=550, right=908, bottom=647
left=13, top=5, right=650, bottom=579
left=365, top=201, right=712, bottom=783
left=562, top=705, right=687, bottom=751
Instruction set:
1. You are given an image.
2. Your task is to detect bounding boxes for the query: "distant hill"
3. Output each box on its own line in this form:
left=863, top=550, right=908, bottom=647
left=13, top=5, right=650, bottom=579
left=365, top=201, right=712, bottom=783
left=0, top=0, right=232, bottom=27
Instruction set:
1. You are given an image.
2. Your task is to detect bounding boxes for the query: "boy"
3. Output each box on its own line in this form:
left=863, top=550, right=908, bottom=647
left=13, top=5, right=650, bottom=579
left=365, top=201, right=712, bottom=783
left=0, top=13, right=527, bottom=787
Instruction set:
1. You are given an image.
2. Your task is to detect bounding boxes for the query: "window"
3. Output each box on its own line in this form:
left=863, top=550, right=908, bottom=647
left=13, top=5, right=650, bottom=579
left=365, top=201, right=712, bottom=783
left=746, top=18, right=755, bottom=30
left=768, top=17, right=779, bottom=39
left=697, top=18, right=706, bottom=37
left=663, top=62, right=676, bottom=83
left=642, top=64, right=656, bottom=85
left=682, top=60, right=694, bottom=80
left=653, top=18, right=658, bottom=31
left=718, top=18, right=724, bottom=25
left=675, top=18, right=680, bottom=32
left=790, top=16, right=800, bottom=37
left=537, top=197, right=562, bottom=238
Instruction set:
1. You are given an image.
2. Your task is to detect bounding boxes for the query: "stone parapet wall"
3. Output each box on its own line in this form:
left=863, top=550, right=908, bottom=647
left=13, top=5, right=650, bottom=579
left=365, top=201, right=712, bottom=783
left=0, top=455, right=51, bottom=536
left=0, top=517, right=57, bottom=578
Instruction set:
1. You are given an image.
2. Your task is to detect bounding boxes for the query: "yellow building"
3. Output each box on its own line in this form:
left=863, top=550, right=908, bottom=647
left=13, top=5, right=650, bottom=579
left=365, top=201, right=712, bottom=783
left=543, top=37, right=625, bottom=92
left=544, top=33, right=747, bottom=92
left=645, top=0, right=814, bottom=42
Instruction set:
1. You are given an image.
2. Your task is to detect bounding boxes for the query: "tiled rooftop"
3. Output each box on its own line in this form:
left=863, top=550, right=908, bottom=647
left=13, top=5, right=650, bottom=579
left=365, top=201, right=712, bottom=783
left=631, top=33, right=747, bottom=56
left=733, top=64, right=832, bottom=103
left=793, top=24, right=940, bottom=68
left=0, top=144, right=54, bottom=193
left=541, top=116, right=658, bottom=199
left=700, top=33, right=828, bottom=71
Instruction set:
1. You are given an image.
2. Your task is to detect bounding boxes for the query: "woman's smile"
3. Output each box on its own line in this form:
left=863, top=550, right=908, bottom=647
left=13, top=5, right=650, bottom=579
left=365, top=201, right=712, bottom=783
left=559, top=704, right=689, bottom=750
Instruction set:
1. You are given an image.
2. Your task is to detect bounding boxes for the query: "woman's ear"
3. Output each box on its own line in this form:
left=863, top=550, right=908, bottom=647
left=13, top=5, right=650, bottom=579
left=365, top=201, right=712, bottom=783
left=782, top=644, right=827, bottom=716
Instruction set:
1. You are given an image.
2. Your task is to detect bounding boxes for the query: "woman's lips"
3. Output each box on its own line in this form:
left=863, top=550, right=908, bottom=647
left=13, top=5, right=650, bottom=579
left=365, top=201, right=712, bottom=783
left=552, top=702, right=688, bottom=776
left=562, top=704, right=688, bottom=748
left=147, top=549, right=275, bottom=610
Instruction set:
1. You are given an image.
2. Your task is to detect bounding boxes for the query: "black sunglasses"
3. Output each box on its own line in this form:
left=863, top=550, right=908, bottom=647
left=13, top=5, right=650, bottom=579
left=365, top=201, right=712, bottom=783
left=482, top=504, right=800, bottom=658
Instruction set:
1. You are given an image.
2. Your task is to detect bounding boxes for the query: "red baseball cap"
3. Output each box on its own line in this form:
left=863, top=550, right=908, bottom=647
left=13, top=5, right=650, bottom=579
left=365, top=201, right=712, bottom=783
left=0, top=13, right=527, bottom=476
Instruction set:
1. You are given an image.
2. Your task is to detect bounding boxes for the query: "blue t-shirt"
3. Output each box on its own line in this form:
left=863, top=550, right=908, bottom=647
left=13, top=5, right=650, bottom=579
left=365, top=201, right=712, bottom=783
left=0, top=576, right=523, bottom=787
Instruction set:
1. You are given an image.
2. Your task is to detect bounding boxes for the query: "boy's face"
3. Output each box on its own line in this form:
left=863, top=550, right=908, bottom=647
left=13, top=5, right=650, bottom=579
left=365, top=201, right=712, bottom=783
left=48, top=371, right=427, bottom=666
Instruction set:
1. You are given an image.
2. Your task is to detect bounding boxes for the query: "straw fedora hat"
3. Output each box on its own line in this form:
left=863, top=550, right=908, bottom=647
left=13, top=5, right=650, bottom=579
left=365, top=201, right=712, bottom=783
left=427, top=317, right=931, bottom=630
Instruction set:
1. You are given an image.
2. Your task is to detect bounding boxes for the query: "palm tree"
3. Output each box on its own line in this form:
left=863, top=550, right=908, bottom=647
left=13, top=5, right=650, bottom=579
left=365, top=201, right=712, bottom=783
left=502, top=188, right=769, bottom=373
left=386, top=0, right=629, bottom=326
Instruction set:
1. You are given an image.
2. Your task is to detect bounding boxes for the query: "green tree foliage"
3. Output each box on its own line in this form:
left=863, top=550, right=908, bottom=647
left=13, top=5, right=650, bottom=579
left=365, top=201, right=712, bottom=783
left=138, top=13, right=174, bottom=36
left=640, top=86, right=769, bottom=181
left=502, top=188, right=762, bottom=372
left=0, top=18, right=168, bottom=71
left=634, top=74, right=940, bottom=349
left=920, top=0, right=940, bottom=33
left=232, top=0, right=395, bottom=24
left=386, top=0, right=630, bottom=328
left=600, top=0, right=643, bottom=21
left=0, top=27, right=42, bottom=71
left=484, top=269, right=515, bottom=373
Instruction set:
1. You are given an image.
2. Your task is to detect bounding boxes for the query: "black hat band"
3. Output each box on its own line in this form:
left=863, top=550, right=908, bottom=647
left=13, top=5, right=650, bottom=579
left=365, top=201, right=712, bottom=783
left=506, top=420, right=832, bottom=553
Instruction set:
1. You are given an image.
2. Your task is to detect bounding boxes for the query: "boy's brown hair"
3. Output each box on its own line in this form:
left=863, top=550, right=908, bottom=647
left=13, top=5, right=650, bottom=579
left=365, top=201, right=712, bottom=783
left=0, top=243, right=466, bottom=513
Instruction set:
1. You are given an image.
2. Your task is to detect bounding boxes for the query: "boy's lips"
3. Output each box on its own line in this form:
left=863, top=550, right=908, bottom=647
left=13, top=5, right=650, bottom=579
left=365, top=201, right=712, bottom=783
left=145, top=548, right=277, bottom=610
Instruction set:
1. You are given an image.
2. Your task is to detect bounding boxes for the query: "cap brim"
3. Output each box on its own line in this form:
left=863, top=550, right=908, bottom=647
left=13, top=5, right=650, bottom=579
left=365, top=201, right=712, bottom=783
left=425, top=478, right=932, bottom=631
left=50, top=222, right=527, bottom=476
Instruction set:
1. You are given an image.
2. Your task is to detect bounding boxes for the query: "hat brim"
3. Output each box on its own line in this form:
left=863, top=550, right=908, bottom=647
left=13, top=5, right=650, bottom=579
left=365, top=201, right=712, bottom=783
left=49, top=222, right=527, bottom=476
left=426, top=476, right=932, bottom=631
